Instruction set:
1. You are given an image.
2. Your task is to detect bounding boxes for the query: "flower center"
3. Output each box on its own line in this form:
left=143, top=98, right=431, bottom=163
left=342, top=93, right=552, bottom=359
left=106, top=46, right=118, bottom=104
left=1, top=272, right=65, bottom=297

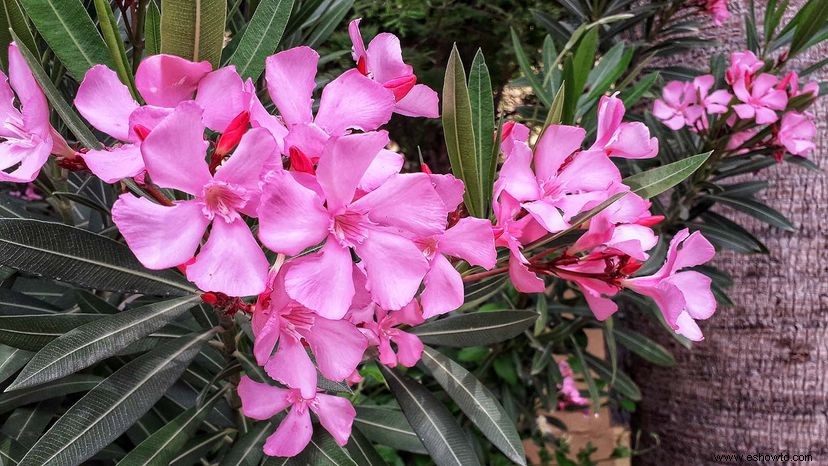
left=280, top=304, right=316, bottom=340
left=201, top=181, right=250, bottom=223
left=330, top=210, right=372, bottom=247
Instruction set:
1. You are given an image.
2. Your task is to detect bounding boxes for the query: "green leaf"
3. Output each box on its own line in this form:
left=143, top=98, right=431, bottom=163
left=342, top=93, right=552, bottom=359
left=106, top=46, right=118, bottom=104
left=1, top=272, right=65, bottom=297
left=93, top=0, right=136, bottom=97
left=510, top=28, right=551, bottom=106
left=1, top=0, right=38, bottom=66
left=144, top=0, right=161, bottom=56
left=8, top=296, right=200, bottom=390
left=412, top=310, right=537, bottom=347
left=161, top=0, right=227, bottom=67
left=287, top=430, right=357, bottom=466
left=379, top=366, right=480, bottom=466
left=2, top=398, right=61, bottom=448
left=582, top=353, right=641, bottom=401
left=570, top=337, right=599, bottom=412
left=354, top=406, right=426, bottom=455
left=19, top=330, right=214, bottom=466
left=219, top=420, right=273, bottom=466
left=0, top=288, right=59, bottom=314
left=0, top=219, right=196, bottom=296
left=115, top=387, right=225, bottom=465
left=303, top=0, right=354, bottom=49
left=18, top=0, right=113, bottom=79
left=788, top=0, right=828, bottom=57
left=226, top=0, right=294, bottom=80
left=613, top=327, right=676, bottom=367
left=704, top=194, right=795, bottom=231
left=621, top=72, right=659, bottom=107
left=169, top=431, right=229, bottom=466
left=442, top=45, right=483, bottom=218
left=541, top=82, right=565, bottom=131
left=583, top=43, right=632, bottom=104
left=420, top=347, right=525, bottom=465
left=345, top=428, right=386, bottom=466
left=622, top=152, right=711, bottom=199
left=468, top=49, right=495, bottom=216
left=0, top=432, right=27, bottom=465
left=0, top=345, right=31, bottom=384
left=0, top=313, right=102, bottom=351
left=563, top=27, right=598, bottom=123
left=0, top=374, right=102, bottom=414
left=695, top=222, right=766, bottom=254
left=74, top=290, right=118, bottom=314
left=9, top=32, right=101, bottom=148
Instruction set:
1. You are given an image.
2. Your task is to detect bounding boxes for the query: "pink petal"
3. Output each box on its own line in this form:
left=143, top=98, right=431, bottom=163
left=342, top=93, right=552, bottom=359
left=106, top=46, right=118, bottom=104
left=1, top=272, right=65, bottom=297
left=237, top=376, right=291, bottom=419
left=348, top=18, right=367, bottom=62
left=420, top=253, right=464, bottom=318
left=534, top=125, right=585, bottom=181
left=316, top=130, right=389, bottom=212
left=80, top=144, right=144, bottom=183
left=252, top=309, right=281, bottom=366
left=135, top=54, right=211, bottom=107
left=264, top=334, right=317, bottom=398
left=0, top=139, right=50, bottom=183
left=315, top=69, right=395, bottom=135
left=284, top=122, right=329, bottom=159
left=195, top=66, right=250, bottom=131
left=285, top=240, right=355, bottom=319
left=265, top=46, right=318, bottom=126
left=365, top=32, right=413, bottom=84
left=263, top=407, right=313, bottom=457
left=673, top=230, right=715, bottom=271
left=0, top=71, right=18, bottom=130
left=355, top=229, right=429, bottom=310
left=112, top=195, right=207, bottom=269
left=671, top=271, right=716, bottom=320
left=509, top=254, right=545, bottom=293
left=127, top=105, right=172, bottom=142
left=313, top=393, right=356, bottom=446
left=214, top=127, right=276, bottom=191
left=74, top=65, right=138, bottom=140
left=258, top=169, right=329, bottom=255
left=429, top=173, right=465, bottom=212
left=604, top=122, right=659, bottom=159
left=186, top=218, right=268, bottom=296
left=250, top=93, right=288, bottom=153
left=352, top=173, right=447, bottom=238
left=8, top=44, right=49, bottom=137
left=522, top=199, right=569, bottom=233
left=557, top=150, right=620, bottom=192
left=395, top=84, right=439, bottom=118
left=674, top=312, right=704, bottom=341
left=732, top=103, right=755, bottom=120
left=439, top=217, right=496, bottom=268
left=359, top=149, right=403, bottom=192
left=493, top=141, right=541, bottom=202
left=582, top=290, right=619, bottom=320
left=593, top=95, right=625, bottom=148
left=140, top=101, right=211, bottom=195
left=391, top=331, right=424, bottom=367
left=301, top=317, right=367, bottom=382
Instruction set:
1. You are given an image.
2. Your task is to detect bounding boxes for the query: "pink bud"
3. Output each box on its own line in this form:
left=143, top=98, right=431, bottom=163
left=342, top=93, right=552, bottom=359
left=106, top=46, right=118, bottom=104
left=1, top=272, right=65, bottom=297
left=289, top=147, right=315, bottom=174
left=383, top=75, right=417, bottom=101
left=215, top=111, right=251, bottom=157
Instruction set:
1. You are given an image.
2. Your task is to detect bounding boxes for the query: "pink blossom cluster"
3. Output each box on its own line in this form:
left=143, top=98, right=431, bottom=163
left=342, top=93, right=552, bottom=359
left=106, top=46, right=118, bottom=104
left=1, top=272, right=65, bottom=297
left=653, top=50, right=819, bottom=160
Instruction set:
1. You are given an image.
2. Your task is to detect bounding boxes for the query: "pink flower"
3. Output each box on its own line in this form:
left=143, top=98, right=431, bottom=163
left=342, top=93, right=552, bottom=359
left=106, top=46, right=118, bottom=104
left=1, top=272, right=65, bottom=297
left=725, top=127, right=761, bottom=154
left=265, top=46, right=395, bottom=159
left=725, top=51, right=763, bottom=85
left=112, top=102, right=273, bottom=296
left=352, top=299, right=425, bottom=368
left=419, top=217, right=496, bottom=318
left=238, top=376, right=356, bottom=457
left=777, top=111, right=816, bottom=156
left=623, top=229, right=717, bottom=341
left=557, top=360, right=590, bottom=409
left=251, top=264, right=367, bottom=398
left=0, top=43, right=55, bottom=183
left=74, top=55, right=211, bottom=182
left=493, top=192, right=547, bottom=293
left=653, top=80, right=700, bottom=130
left=257, top=131, right=449, bottom=318
left=704, top=0, right=729, bottom=26
left=694, top=75, right=732, bottom=117
left=778, top=71, right=819, bottom=99
left=590, top=94, right=658, bottom=159
left=732, top=73, right=788, bottom=124
left=348, top=18, right=439, bottom=118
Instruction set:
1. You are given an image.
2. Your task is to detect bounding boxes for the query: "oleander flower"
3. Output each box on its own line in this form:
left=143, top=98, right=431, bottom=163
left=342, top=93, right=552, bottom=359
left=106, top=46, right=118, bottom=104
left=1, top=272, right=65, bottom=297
left=732, top=73, right=788, bottom=124
left=351, top=299, right=426, bottom=368
left=777, top=111, right=816, bottom=157
left=590, top=94, right=658, bottom=159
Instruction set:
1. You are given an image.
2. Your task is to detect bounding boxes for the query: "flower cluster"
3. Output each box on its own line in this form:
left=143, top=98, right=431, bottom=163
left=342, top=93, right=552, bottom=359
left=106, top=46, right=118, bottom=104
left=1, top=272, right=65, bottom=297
left=653, top=50, right=819, bottom=160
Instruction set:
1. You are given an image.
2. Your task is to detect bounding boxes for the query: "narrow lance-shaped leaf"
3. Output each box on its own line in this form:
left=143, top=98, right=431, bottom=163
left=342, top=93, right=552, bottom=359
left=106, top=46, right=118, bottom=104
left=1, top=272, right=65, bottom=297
left=1, top=0, right=38, bottom=67
left=219, top=420, right=273, bottom=466
left=345, top=428, right=386, bottom=466
left=286, top=430, right=357, bottom=466
left=622, top=152, right=711, bottom=199
left=510, top=28, right=551, bottom=106
left=0, top=219, right=196, bottom=296
left=8, top=296, right=200, bottom=390
left=443, top=44, right=483, bottom=218
left=115, top=387, right=226, bottom=465
left=468, top=49, right=495, bottom=216
left=161, top=0, right=227, bottom=68
left=18, top=330, right=215, bottom=466
left=0, top=374, right=103, bottom=414
left=18, top=0, right=114, bottom=79
left=0, top=313, right=102, bottom=351
left=226, top=0, right=294, bottom=80
left=0, top=345, right=31, bottom=384
left=420, top=347, right=526, bottom=465
left=613, top=327, right=676, bottom=367
left=353, top=406, right=426, bottom=455
left=10, top=31, right=101, bottom=148
left=704, top=194, right=795, bottom=231
left=144, top=0, right=161, bottom=56
left=93, top=0, right=137, bottom=97
left=582, top=353, right=641, bottom=401
left=379, top=365, right=480, bottom=466
left=412, top=310, right=537, bottom=348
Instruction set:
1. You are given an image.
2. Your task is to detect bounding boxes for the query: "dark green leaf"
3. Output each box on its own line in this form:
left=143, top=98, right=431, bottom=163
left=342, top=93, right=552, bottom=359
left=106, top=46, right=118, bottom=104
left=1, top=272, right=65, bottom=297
left=1, top=0, right=37, bottom=65
left=510, top=28, right=551, bottom=106
left=345, top=428, right=386, bottom=466
left=570, top=337, right=599, bottom=412
left=144, top=0, right=161, bottom=56
left=468, top=49, right=495, bottom=216
left=621, top=72, right=658, bottom=107
left=226, top=0, right=294, bottom=80
left=18, top=0, right=113, bottom=79
left=0, top=374, right=102, bottom=414
left=287, top=430, right=357, bottom=466
left=695, top=222, right=767, bottom=254
left=0, top=288, right=59, bottom=314
left=704, top=194, right=795, bottom=231
left=0, top=313, right=102, bottom=351
left=623, top=152, right=711, bottom=199
left=9, top=296, right=200, bottom=390
left=0, top=219, right=196, bottom=296
left=582, top=353, right=641, bottom=401
left=420, top=347, right=525, bottom=465
left=354, top=406, right=426, bottom=455
left=0, top=345, right=31, bottom=384
left=219, top=420, right=272, bottom=466
left=412, top=310, right=537, bottom=347
left=0, top=432, right=27, bottom=465
left=19, top=330, right=214, bottom=466
left=74, top=290, right=118, bottom=314
left=161, top=0, right=226, bottom=67
left=379, top=366, right=480, bottom=466
left=443, top=45, right=483, bottom=218
left=613, top=327, right=676, bottom=367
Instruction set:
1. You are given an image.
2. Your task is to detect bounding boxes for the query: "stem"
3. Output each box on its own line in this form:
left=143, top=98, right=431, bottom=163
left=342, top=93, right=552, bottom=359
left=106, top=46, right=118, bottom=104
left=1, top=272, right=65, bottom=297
left=462, top=266, right=508, bottom=282
left=141, top=182, right=174, bottom=206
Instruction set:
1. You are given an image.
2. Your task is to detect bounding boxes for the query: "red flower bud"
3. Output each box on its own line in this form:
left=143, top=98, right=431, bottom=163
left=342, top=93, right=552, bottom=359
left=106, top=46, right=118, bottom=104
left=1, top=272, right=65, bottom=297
left=383, top=75, right=417, bottom=101
left=215, top=111, right=251, bottom=157
left=133, top=124, right=151, bottom=141
left=288, top=147, right=316, bottom=174
left=357, top=56, right=369, bottom=76
left=200, top=292, right=218, bottom=305
left=420, top=161, right=433, bottom=174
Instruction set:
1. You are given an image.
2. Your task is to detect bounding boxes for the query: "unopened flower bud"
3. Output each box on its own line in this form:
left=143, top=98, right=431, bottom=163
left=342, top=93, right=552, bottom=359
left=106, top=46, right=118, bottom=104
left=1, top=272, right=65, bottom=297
left=383, top=75, right=416, bottom=101
left=215, top=111, right=251, bottom=157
